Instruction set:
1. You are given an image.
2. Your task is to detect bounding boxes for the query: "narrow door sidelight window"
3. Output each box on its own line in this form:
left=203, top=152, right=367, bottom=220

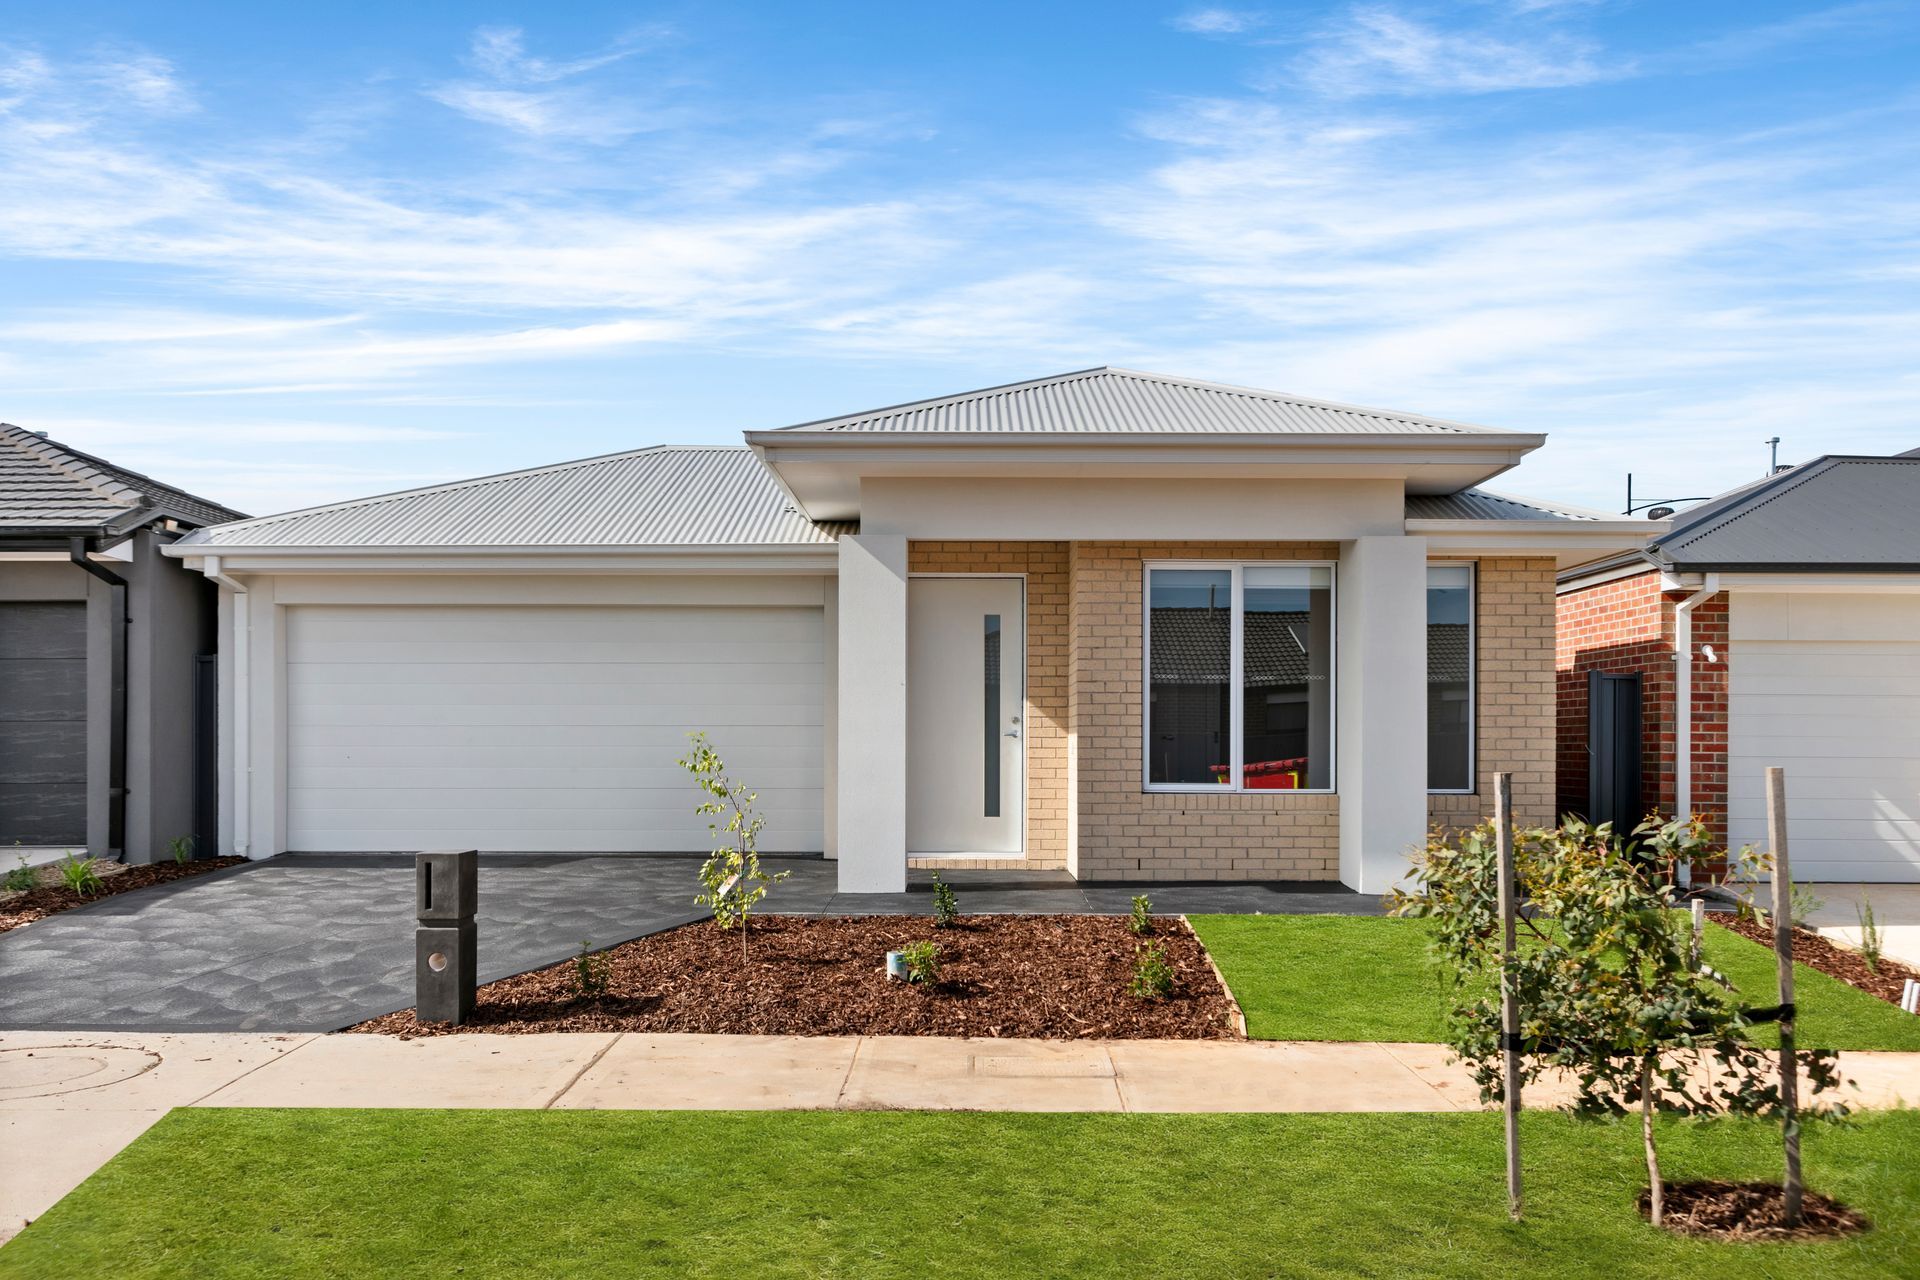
left=1427, top=565, right=1474, bottom=792
left=984, top=614, right=1002, bottom=817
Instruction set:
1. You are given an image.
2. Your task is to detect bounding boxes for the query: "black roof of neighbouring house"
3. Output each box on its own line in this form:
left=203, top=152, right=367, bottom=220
left=0, top=424, right=247, bottom=537
left=1648, top=454, right=1920, bottom=572
left=1151, top=608, right=1467, bottom=685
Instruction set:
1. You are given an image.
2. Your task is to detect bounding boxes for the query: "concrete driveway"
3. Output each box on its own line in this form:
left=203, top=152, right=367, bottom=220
left=0, top=855, right=1376, bottom=1033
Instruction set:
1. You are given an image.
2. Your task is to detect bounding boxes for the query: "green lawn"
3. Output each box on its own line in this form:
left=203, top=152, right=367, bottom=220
left=1191, top=913, right=1920, bottom=1051
left=1189, top=914, right=1450, bottom=1041
left=3, top=1108, right=1913, bottom=1279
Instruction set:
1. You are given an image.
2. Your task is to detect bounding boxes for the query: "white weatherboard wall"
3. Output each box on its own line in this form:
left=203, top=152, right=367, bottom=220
left=224, top=574, right=828, bottom=856
left=1728, top=591, right=1920, bottom=883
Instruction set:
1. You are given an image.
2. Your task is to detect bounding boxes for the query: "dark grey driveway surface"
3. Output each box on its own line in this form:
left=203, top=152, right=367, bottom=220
left=0, top=856, right=1376, bottom=1033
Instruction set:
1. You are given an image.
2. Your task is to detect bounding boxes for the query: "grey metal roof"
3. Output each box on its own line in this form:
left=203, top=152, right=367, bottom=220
left=1652, top=455, right=1920, bottom=571
left=1404, top=489, right=1613, bottom=522
left=0, top=424, right=246, bottom=532
left=766, top=368, right=1522, bottom=437
left=176, top=445, right=850, bottom=548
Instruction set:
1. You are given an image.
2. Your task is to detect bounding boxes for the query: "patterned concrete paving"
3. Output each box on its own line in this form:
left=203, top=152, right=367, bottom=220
left=0, top=855, right=1378, bottom=1033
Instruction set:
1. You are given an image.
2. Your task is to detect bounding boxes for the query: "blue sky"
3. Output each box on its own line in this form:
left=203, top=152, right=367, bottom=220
left=3, top=1, right=1917, bottom=517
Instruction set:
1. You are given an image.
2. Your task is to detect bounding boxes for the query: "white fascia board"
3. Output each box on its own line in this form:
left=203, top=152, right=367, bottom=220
left=1702, top=572, right=1920, bottom=594
left=162, top=543, right=839, bottom=576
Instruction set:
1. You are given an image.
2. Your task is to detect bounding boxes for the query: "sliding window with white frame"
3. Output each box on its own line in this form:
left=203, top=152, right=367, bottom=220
left=1143, top=562, right=1336, bottom=793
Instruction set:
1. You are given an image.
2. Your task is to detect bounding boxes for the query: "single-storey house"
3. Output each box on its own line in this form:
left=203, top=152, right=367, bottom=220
left=1557, top=448, right=1920, bottom=883
left=165, top=368, right=1653, bottom=893
left=1, top=424, right=247, bottom=863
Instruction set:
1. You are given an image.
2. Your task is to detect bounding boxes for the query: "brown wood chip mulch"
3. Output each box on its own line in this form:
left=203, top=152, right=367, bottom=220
left=1721, top=914, right=1920, bottom=1006
left=1642, top=1180, right=1870, bottom=1242
left=0, top=858, right=247, bottom=936
left=352, top=913, right=1239, bottom=1041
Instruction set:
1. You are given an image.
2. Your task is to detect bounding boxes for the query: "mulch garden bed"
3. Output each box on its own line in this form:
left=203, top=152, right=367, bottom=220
left=1641, top=1180, right=1869, bottom=1242
left=353, top=913, right=1239, bottom=1041
left=1721, top=914, right=1920, bottom=1006
left=0, top=858, right=246, bottom=936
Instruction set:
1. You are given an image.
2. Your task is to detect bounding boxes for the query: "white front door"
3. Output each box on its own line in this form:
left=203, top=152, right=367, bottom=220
left=907, top=577, right=1024, bottom=856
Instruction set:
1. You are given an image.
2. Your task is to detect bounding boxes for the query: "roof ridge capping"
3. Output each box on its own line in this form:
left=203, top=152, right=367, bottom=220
left=753, top=367, right=1530, bottom=438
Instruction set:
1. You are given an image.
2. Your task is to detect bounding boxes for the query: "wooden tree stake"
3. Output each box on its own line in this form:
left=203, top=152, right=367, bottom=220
left=1766, top=766, right=1803, bottom=1228
left=1690, top=897, right=1705, bottom=970
left=1495, top=772, right=1523, bottom=1222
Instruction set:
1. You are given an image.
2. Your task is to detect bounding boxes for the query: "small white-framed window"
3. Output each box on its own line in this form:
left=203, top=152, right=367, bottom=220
left=1142, top=562, right=1336, bottom=793
left=1427, top=562, right=1475, bottom=794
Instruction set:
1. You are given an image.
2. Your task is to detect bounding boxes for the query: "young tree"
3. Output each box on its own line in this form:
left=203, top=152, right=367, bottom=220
left=677, top=731, right=789, bottom=962
left=1392, top=818, right=1843, bottom=1228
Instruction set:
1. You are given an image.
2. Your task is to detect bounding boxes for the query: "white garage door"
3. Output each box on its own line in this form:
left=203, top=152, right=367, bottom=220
left=1728, top=592, right=1920, bottom=883
left=286, top=604, right=824, bottom=853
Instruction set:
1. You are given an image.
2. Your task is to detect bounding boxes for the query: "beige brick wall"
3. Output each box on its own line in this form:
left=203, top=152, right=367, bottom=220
left=906, top=542, right=1069, bottom=870
left=904, top=543, right=1557, bottom=880
left=1071, top=542, right=1342, bottom=881
left=1427, top=556, right=1558, bottom=834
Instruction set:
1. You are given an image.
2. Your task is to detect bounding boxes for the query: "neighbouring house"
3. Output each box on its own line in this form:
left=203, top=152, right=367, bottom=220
left=164, top=368, right=1653, bottom=893
left=1557, top=448, right=1920, bottom=884
left=0, top=425, right=247, bottom=864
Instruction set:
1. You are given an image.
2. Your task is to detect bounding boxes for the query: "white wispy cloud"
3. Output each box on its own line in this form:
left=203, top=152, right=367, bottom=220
left=427, top=24, right=671, bottom=143
left=1084, top=87, right=1920, bottom=504
left=90, top=51, right=193, bottom=113
left=1171, top=9, right=1266, bottom=36
left=1295, top=5, right=1630, bottom=97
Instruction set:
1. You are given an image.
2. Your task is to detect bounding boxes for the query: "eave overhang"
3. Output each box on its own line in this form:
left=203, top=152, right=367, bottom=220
left=1413, top=516, right=1666, bottom=570
left=747, top=430, right=1546, bottom=522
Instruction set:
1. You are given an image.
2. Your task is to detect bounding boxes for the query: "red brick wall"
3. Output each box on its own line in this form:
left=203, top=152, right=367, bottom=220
left=1554, top=569, right=1728, bottom=845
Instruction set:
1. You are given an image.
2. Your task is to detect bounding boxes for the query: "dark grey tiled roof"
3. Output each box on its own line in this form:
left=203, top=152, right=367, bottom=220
left=1152, top=611, right=1468, bottom=685
left=0, top=424, right=246, bottom=530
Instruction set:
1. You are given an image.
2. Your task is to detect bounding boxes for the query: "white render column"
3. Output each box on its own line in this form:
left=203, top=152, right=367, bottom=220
left=835, top=533, right=909, bottom=892
left=1336, top=535, right=1429, bottom=894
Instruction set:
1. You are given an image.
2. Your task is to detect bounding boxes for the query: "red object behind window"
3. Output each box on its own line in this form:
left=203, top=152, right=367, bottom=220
left=1208, top=758, right=1308, bottom=789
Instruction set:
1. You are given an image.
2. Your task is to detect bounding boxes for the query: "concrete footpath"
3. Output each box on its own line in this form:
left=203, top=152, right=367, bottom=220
left=6, top=1031, right=1919, bottom=1242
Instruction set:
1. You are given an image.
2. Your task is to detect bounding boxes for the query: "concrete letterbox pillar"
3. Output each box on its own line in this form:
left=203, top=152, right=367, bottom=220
left=415, top=849, right=478, bottom=1024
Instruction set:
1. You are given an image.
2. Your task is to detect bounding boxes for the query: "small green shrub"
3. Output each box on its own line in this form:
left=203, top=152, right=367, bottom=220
left=58, top=853, right=103, bottom=897
left=900, top=940, right=941, bottom=986
left=167, top=835, right=196, bottom=865
left=1128, top=894, right=1153, bottom=936
left=3, top=859, right=36, bottom=892
left=1790, top=884, right=1825, bottom=929
left=572, top=939, right=610, bottom=997
left=1129, top=941, right=1175, bottom=1000
left=931, top=872, right=958, bottom=927
left=678, top=731, right=789, bottom=962
left=1857, top=900, right=1883, bottom=974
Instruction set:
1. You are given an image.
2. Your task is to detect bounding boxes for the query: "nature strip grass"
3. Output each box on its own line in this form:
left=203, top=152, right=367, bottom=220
left=2, top=1108, right=1913, bottom=1279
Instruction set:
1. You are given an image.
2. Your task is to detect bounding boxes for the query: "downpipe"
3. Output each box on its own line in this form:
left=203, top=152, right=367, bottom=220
left=1671, top=572, right=1720, bottom=888
left=201, top=555, right=250, bottom=857
left=68, top=536, right=129, bottom=861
